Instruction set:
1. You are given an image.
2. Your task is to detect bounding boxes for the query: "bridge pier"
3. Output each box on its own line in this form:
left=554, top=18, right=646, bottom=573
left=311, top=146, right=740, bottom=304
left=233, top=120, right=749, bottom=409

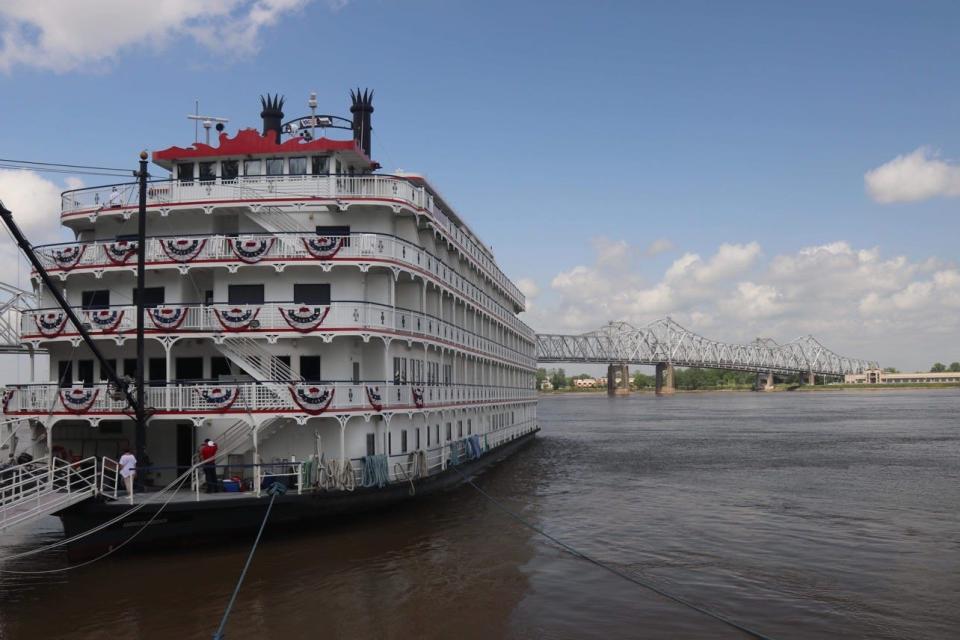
left=755, top=371, right=775, bottom=391
left=807, top=371, right=815, bottom=386
left=655, top=362, right=675, bottom=395
left=607, top=363, right=630, bottom=396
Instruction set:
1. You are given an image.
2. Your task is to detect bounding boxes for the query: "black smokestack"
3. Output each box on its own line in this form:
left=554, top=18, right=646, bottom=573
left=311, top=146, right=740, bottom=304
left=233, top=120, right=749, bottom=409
left=260, top=94, right=285, bottom=144
left=350, top=88, right=374, bottom=157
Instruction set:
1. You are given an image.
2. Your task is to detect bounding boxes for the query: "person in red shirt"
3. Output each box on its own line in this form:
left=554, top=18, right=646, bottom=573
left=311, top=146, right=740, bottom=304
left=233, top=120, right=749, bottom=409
left=200, top=438, right=219, bottom=493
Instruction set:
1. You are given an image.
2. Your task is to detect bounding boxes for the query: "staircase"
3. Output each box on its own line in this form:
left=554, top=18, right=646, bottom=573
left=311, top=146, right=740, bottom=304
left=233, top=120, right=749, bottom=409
left=214, top=337, right=300, bottom=383
left=0, top=456, right=100, bottom=532
left=244, top=206, right=313, bottom=234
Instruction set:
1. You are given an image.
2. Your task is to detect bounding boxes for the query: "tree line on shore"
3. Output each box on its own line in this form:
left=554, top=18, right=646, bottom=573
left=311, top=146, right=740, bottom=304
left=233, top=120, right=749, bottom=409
left=882, top=363, right=960, bottom=373
left=536, top=367, right=812, bottom=391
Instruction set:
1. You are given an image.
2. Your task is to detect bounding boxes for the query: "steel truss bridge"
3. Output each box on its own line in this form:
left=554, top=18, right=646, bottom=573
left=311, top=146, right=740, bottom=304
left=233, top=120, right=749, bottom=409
left=536, top=319, right=878, bottom=377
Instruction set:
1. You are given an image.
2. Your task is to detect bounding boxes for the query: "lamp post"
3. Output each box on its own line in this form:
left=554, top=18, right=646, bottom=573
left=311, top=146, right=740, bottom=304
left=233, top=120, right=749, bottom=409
left=308, top=92, right=318, bottom=141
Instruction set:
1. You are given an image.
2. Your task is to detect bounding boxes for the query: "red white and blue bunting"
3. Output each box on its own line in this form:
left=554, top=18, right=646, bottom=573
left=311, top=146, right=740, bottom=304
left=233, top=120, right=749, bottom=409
left=229, top=237, right=274, bottom=264
left=84, top=309, right=124, bottom=333
left=60, top=386, right=99, bottom=414
left=34, top=311, right=68, bottom=337
left=412, top=387, right=425, bottom=409
left=103, top=240, right=137, bottom=265
left=213, top=306, right=260, bottom=332
left=160, top=238, right=206, bottom=263
left=48, top=245, right=86, bottom=271
left=366, top=385, right=383, bottom=411
left=289, top=384, right=335, bottom=415
left=279, top=306, right=329, bottom=333
left=148, top=306, right=188, bottom=331
left=302, top=236, right=343, bottom=260
left=194, top=386, right=239, bottom=410
left=2, top=388, right=15, bottom=413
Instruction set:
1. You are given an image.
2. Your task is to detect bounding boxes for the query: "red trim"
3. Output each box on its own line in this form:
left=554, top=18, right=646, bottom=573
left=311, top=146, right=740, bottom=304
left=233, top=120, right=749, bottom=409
left=152, top=129, right=368, bottom=163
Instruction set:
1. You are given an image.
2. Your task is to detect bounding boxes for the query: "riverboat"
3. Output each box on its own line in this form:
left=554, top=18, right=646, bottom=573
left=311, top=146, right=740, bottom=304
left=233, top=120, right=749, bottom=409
left=0, top=91, right=539, bottom=559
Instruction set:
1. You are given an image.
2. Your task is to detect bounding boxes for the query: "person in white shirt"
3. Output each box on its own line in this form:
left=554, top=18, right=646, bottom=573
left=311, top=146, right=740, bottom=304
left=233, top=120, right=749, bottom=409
left=118, top=449, right=137, bottom=503
left=108, top=186, right=122, bottom=208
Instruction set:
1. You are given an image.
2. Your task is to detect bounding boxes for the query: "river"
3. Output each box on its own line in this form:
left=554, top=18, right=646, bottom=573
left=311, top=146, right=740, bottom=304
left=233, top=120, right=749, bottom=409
left=1, top=390, right=957, bottom=639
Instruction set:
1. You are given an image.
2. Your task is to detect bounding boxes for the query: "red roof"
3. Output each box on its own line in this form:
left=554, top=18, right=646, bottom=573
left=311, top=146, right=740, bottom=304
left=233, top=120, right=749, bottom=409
left=152, top=128, right=370, bottom=165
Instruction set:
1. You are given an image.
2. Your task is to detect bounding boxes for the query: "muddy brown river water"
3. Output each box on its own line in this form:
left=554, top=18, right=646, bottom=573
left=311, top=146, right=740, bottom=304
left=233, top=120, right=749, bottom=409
left=1, top=390, right=957, bottom=639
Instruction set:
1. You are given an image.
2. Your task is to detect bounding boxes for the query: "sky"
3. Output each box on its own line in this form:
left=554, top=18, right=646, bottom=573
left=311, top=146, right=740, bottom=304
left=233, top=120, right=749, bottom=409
left=0, top=0, right=958, bottom=372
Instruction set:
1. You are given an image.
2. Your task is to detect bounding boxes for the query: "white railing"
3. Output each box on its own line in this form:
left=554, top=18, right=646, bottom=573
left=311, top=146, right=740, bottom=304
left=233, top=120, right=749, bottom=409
left=34, top=232, right=534, bottom=339
left=21, top=301, right=537, bottom=369
left=0, top=456, right=99, bottom=530
left=99, top=456, right=119, bottom=499
left=2, top=382, right=537, bottom=417
left=59, top=175, right=525, bottom=308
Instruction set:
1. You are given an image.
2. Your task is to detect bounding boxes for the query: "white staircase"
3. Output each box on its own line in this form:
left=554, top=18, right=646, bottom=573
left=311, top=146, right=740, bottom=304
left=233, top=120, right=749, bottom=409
left=214, top=337, right=300, bottom=383
left=0, top=456, right=100, bottom=532
left=244, top=206, right=314, bottom=234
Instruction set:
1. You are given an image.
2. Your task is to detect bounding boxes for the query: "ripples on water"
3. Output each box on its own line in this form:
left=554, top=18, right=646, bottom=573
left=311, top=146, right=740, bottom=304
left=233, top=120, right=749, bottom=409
left=0, top=390, right=957, bottom=639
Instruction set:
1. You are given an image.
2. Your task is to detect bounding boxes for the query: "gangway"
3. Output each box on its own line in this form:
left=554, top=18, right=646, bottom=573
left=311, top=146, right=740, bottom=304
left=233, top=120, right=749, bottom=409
left=0, top=456, right=107, bottom=532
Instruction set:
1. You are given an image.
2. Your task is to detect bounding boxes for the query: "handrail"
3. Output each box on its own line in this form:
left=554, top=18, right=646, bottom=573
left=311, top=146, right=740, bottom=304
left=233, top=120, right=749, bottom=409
left=20, top=300, right=536, bottom=369
left=57, top=174, right=526, bottom=308
left=32, top=231, right=533, bottom=339
left=0, top=456, right=99, bottom=530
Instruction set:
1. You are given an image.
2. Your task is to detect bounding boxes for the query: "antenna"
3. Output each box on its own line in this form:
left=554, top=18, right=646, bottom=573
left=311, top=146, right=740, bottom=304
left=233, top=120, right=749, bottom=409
left=187, top=113, right=230, bottom=144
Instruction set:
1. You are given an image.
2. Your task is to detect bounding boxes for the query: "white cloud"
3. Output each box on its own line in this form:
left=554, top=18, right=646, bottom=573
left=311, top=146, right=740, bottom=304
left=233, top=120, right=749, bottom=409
left=645, top=238, right=674, bottom=256
left=865, top=147, right=960, bottom=204
left=525, top=237, right=959, bottom=371
left=0, top=0, right=321, bottom=72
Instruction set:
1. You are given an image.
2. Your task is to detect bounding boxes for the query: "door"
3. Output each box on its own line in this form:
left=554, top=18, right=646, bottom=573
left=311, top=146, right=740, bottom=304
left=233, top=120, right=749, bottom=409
left=176, top=424, right=193, bottom=476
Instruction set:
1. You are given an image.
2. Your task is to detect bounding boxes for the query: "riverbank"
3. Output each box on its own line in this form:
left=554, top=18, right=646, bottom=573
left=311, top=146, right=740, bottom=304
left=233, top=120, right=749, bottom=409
left=539, top=383, right=959, bottom=394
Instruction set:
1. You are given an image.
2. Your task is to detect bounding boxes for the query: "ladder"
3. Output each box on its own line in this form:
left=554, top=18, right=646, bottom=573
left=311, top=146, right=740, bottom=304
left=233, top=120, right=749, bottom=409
left=214, top=337, right=301, bottom=383
left=0, top=456, right=100, bottom=532
left=243, top=206, right=313, bottom=234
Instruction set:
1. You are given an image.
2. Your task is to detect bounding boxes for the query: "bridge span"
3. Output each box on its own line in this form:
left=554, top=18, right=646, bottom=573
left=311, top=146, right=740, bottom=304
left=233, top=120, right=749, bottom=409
left=535, top=319, right=878, bottom=395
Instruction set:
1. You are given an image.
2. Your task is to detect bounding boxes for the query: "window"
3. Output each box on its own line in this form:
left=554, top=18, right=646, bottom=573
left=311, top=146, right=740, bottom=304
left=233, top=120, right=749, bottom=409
left=300, top=356, right=322, bottom=382
left=99, top=359, right=117, bottom=381
left=352, top=362, right=360, bottom=385
left=445, top=423, right=452, bottom=441
left=204, top=290, right=214, bottom=305
left=124, top=358, right=138, bottom=377
left=401, top=430, right=408, bottom=454
left=416, top=429, right=420, bottom=450
left=77, top=360, right=94, bottom=387
left=366, top=433, right=375, bottom=456
left=393, top=357, right=408, bottom=384
left=243, top=159, right=262, bottom=177
left=228, top=284, right=264, bottom=305
left=177, top=163, right=194, bottom=182
left=457, top=420, right=463, bottom=438
left=467, top=419, right=472, bottom=435
left=266, top=158, right=284, bottom=176
left=57, top=360, right=72, bottom=387
left=132, top=287, right=164, bottom=308
left=289, top=157, right=307, bottom=175
left=293, top=283, right=330, bottom=305
left=221, top=160, right=239, bottom=180
left=311, top=156, right=329, bottom=175
left=388, top=432, right=392, bottom=455
left=81, top=290, right=110, bottom=310
left=199, top=162, right=216, bottom=181
left=148, top=358, right=166, bottom=382
left=315, top=225, right=350, bottom=247
left=435, top=425, right=439, bottom=443
left=175, top=357, right=204, bottom=381
left=427, top=427, right=431, bottom=446
left=211, top=357, right=232, bottom=379
left=99, top=421, right=122, bottom=435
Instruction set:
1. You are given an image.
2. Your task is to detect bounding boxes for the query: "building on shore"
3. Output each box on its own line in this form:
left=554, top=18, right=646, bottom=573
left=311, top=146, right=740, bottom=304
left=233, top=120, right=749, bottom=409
left=844, top=368, right=960, bottom=384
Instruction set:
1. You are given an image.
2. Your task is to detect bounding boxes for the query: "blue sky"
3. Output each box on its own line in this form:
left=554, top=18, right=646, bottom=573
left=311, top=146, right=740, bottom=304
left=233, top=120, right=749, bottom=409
left=0, top=0, right=958, bottom=370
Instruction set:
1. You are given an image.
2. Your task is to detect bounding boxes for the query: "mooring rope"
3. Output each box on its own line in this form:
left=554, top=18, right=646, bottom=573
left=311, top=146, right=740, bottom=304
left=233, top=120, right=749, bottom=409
left=449, top=465, right=775, bottom=640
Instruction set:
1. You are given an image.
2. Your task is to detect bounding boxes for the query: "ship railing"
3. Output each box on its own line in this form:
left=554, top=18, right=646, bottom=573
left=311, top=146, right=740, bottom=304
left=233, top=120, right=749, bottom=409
left=58, top=174, right=524, bottom=308
left=2, top=381, right=537, bottom=417
left=99, top=456, right=120, bottom=500
left=0, top=456, right=99, bottom=531
left=32, top=232, right=533, bottom=339
left=20, top=301, right=537, bottom=369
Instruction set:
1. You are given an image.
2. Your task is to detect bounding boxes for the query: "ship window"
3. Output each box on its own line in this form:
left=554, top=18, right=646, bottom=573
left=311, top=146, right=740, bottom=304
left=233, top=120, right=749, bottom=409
left=228, top=284, right=264, bottom=305
left=148, top=358, right=166, bottom=383
left=198, top=162, right=216, bottom=181
left=293, top=284, right=330, bottom=305
left=211, top=357, right=232, bottom=379
left=77, top=360, right=94, bottom=387
left=123, top=358, right=138, bottom=377
left=81, top=290, right=110, bottom=310
left=177, top=163, right=194, bottom=183
left=99, top=359, right=117, bottom=381
left=99, top=421, right=122, bottom=435
left=416, top=430, right=420, bottom=450
left=311, top=156, right=329, bottom=175
left=289, top=157, right=307, bottom=175
left=445, top=423, right=452, bottom=441
left=221, top=160, right=239, bottom=180
left=57, top=361, right=72, bottom=387
left=352, top=362, right=360, bottom=385
left=243, top=159, right=262, bottom=177
left=427, top=427, right=431, bottom=446
left=457, top=420, right=463, bottom=438
left=467, top=419, right=472, bottom=435
left=388, top=432, right=392, bottom=455
left=299, top=356, right=322, bottom=382
left=266, top=158, right=284, bottom=176
left=435, top=424, right=439, bottom=443
left=175, top=358, right=204, bottom=381
left=132, top=287, right=165, bottom=308
left=401, top=430, right=408, bottom=454
left=366, top=433, right=375, bottom=456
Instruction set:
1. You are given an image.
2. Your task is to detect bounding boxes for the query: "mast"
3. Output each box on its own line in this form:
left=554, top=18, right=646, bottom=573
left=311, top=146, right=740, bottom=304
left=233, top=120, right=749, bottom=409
left=134, top=151, right=148, bottom=465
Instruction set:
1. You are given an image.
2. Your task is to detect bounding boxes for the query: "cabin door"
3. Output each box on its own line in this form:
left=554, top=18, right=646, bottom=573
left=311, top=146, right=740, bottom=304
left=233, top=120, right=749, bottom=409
left=176, top=424, right=194, bottom=476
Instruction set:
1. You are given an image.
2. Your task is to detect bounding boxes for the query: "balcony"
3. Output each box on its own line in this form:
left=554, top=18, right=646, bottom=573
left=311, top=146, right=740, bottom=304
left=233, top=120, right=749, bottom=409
left=34, top=232, right=536, bottom=341
left=21, top=301, right=537, bottom=369
left=1, top=381, right=537, bottom=420
left=59, top=174, right=525, bottom=309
